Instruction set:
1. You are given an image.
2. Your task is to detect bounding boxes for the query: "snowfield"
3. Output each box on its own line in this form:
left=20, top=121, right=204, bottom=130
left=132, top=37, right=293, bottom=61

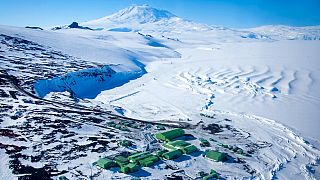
left=97, top=39, right=320, bottom=141
left=1, top=4, right=320, bottom=180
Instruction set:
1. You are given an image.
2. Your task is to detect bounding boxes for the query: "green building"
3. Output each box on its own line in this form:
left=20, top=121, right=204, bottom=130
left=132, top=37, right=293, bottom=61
left=96, top=158, right=116, bottom=169
left=162, top=149, right=182, bottom=160
left=128, top=152, right=152, bottom=163
left=120, top=163, right=140, bottom=174
left=236, top=149, right=245, bottom=155
left=155, top=128, right=185, bottom=142
left=106, top=121, right=116, bottom=127
left=121, top=127, right=130, bottom=131
left=114, top=156, right=129, bottom=166
left=156, top=149, right=168, bottom=157
left=203, top=169, right=218, bottom=179
left=163, top=140, right=198, bottom=154
left=167, top=140, right=190, bottom=148
left=129, top=123, right=139, bottom=129
left=156, top=125, right=166, bottom=130
left=118, top=139, right=133, bottom=147
left=198, top=169, right=218, bottom=180
left=139, top=155, right=159, bottom=167
left=203, top=173, right=218, bottom=180
left=181, top=145, right=198, bottom=154
left=58, top=176, right=68, bottom=180
left=199, top=138, right=210, bottom=147
left=128, top=152, right=159, bottom=167
left=204, top=150, right=227, bottom=162
left=210, top=169, right=217, bottom=175
left=197, top=171, right=206, bottom=178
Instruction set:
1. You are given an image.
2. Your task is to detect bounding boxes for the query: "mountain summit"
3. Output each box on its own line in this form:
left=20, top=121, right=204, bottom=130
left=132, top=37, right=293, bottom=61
left=83, top=5, right=177, bottom=26
left=81, top=5, right=212, bottom=33
left=108, top=5, right=176, bottom=23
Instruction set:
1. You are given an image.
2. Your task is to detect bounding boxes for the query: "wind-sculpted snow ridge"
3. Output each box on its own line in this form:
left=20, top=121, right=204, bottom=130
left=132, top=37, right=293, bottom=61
left=168, top=65, right=317, bottom=110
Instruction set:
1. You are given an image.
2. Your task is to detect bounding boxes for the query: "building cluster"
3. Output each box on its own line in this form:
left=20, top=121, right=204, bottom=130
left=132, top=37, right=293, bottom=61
left=94, top=127, right=248, bottom=179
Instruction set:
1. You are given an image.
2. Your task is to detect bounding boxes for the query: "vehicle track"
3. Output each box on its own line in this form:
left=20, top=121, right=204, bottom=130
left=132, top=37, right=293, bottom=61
left=0, top=70, right=195, bottom=129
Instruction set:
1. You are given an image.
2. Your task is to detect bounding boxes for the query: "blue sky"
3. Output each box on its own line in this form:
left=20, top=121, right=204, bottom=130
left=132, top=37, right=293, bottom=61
left=0, top=0, right=319, bottom=28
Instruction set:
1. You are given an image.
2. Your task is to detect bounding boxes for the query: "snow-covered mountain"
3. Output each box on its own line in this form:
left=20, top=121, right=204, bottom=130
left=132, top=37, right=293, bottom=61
left=90, top=4, right=176, bottom=24
left=81, top=5, right=214, bottom=33
left=79, top=5, right=319, bottom=40
left=49, top=5, right=320, bottom=41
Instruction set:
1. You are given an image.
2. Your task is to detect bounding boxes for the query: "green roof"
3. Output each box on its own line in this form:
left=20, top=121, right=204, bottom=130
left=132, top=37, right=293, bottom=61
left=130, top=124, right=139, bottom=129
left=236, top=149, right=245, bottom=155
left=118, top=139, right=132, bottom=147
left=58, top=176, right=68, bottom=180
left=204, top=150, right=227, bottom=162
left=120, top=163, right=139, bottom=174
left=114, top=156, right=129, bottom=165
left=198, top=171, right=206, bottom=177
left=162, top=149, right=182, bottom=160
left=128, top=152, right=152, bottom=162
left=139, top=155, right=159, bottom=167
left=203, top=173, right=218, bottom=180
left=163, top=143, right=177, bottom=150
left=128, top=152, right=147, bottom=159
left=120, top=126, right=130, bottom=131
left=96, top=158, right=115, bottom=169
left=139, top=155, right=158, bottom=162
left=168, top=140, right=190, bottom=147
left=210, top=169, right=217, bottom=175
left=140, top=160, right=154, bottom=167
left=181, top=145, right=198, bottom=154
left=155, top=128, right=185, bottom=141
left=199, top=138, right=208, bottom=142
left=156, top=149, right=168, bottom=157
left=199, top=138, right=210, bottom=147
left=156, top=125, right=166, bottom=130
left=164, top=140, right=192, bottom=152
left=127, top=163, right=139, bottom=170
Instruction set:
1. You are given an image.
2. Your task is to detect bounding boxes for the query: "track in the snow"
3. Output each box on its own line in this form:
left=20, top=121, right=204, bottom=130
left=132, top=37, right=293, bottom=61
left=0, top=69, right=195, bottom=129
